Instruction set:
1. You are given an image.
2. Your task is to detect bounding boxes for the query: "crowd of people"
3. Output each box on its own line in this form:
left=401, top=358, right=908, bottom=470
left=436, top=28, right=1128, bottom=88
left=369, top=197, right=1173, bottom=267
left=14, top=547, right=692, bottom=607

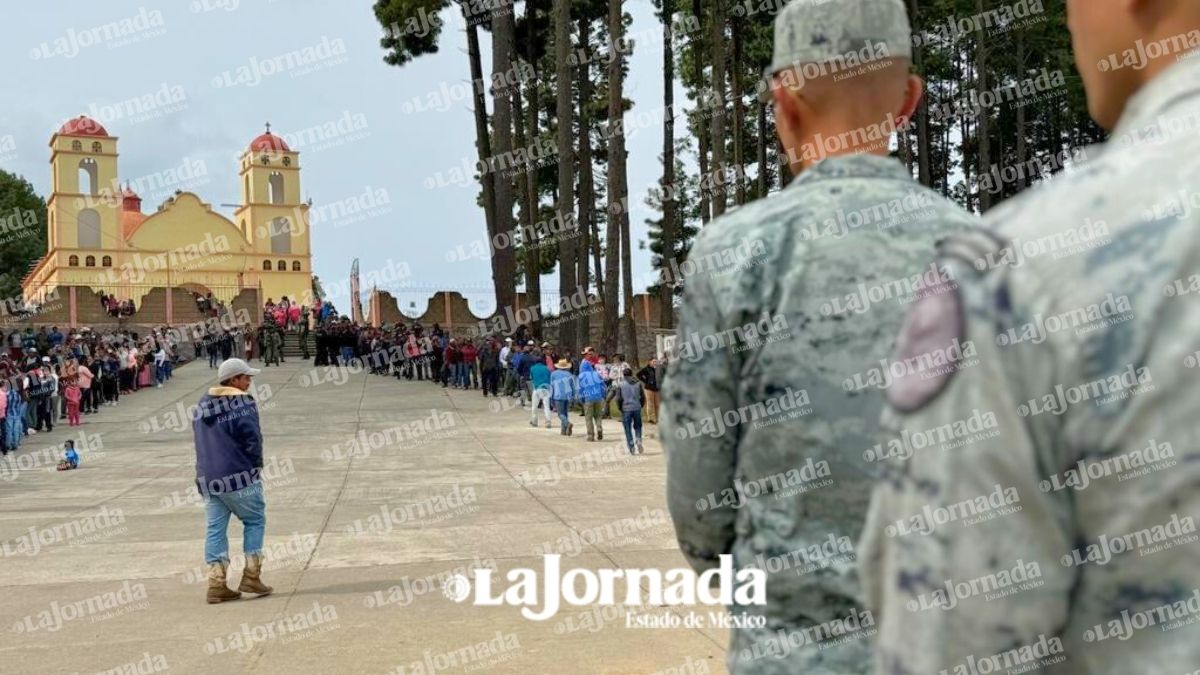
left=304, top=317, right=667, bottom=455
left=1, top=325, right=184, bottom=456
left=99, top=293, right=137, bottom=318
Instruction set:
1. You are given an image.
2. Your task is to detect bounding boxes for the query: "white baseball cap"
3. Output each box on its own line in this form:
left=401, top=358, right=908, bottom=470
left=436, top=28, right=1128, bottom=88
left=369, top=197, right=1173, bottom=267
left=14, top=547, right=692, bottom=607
left=217, top=358, right=261, bottom=382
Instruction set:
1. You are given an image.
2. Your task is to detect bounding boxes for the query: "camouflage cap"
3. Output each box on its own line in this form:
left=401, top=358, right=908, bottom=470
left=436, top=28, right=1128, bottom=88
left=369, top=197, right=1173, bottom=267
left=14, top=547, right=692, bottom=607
left=768, top=0, right=913, bottom=76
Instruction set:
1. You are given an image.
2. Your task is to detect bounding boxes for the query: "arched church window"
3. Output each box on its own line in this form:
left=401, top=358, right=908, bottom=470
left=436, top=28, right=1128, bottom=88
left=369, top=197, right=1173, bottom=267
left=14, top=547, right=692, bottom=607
left=292, top=261, right=301, bottom=271
left=262, top=260, right=271, bottom=271
left=85, top=255, right=96, bottom=267
left=276, top=260, right=286, bottom=271
left=71, top=140, right=82, bottom=152
left=78, top=158, right=99, bottom=195
left=68, top=255, right=79, bottom=267
left=102, top=256, right=112, bottom=267
left=91, top=141, right=102, bottom=152
left=268, top=172, right=285, bottom=204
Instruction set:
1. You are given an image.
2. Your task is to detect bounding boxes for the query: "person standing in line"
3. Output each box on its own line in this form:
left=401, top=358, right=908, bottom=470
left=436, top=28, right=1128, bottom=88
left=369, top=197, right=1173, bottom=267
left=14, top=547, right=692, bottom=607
left=660, top=1, right=979, bottom=671
left=606, top=368, right=644, bottom=455
left=153, top=343, right=167, bottom=388
left=528, top=352, right=552, bottom=429
left=636, top=358, right=661, bottom=424
left=549, top=358, right=579, bottom=436
left=860, top=1, right=1200, bottom=672
left=578, top=359, right=606, bottom=442
left=64, top=377, right=81, bottom=426
left=193, top=358, right=272, bottom=605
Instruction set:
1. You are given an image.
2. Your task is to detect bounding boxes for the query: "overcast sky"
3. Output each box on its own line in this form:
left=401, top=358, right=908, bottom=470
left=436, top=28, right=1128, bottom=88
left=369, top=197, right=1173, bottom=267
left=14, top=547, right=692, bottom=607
left=1, top=0, right=682, bottom=317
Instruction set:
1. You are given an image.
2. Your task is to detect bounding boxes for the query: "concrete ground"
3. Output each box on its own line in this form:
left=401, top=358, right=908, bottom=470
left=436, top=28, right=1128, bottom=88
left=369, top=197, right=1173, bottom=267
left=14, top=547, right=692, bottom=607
left=0, top=359, right=728, bottom=674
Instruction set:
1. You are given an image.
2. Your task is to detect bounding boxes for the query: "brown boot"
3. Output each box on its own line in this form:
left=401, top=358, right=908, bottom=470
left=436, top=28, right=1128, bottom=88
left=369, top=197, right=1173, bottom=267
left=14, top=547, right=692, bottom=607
left=238, top=553, right=274, bottom=596
left=207, top=562, right=242, bottom=604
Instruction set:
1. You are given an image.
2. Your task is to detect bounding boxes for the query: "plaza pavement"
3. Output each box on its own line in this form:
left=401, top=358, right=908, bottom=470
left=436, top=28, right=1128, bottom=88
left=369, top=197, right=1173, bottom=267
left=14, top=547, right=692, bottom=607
left=0, top=359, right=728, bottom=674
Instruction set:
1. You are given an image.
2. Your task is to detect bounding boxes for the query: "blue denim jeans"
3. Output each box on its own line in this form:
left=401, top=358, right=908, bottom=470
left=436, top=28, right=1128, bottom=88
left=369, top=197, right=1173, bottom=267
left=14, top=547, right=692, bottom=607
left=555, top=399, right=571, bottom=431
left=154, top=363, right=165, bottom=384
left=204, top=481, right=266, bottom=564
left=621, top=411, right=643, bottom=450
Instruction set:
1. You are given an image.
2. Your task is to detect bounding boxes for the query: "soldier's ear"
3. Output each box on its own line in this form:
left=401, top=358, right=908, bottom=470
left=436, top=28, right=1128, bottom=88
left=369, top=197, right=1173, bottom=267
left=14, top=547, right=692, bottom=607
left=896, top=74, right=925, bottom=130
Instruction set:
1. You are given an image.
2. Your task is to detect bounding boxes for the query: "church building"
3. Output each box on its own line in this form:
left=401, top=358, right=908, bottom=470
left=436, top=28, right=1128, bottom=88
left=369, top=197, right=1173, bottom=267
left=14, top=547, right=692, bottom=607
left=22, top=115, right=313, bottom=316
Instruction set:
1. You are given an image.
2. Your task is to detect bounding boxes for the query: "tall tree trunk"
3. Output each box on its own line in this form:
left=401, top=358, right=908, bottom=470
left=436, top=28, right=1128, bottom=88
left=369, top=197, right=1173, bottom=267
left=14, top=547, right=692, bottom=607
left=602, top=0, right=627, bottom=355
left=709, top=0, right=728, bottom=218
left=975, top=0, right=992, bottom=212
left=1015, top=31, right=1028, bottom=192
left=465, top=17, right=500, bottom=306
left=574, top=32, right=590, bottom=346
left=907, top=0, right=932, bottom=187
left=660, top=0, right=675, bottom=330
left=730, top=14, right=746, bottom=206
left=490, top=2, right=518, bottom=311
left=553, top=0, right=577, bottom=349
left=692, top=0, right=711, bottom=224
left=577, top=16, right=598, bottom=346
left=756, top=98, right=768, bottom=196
left=522, top=0, right=542, bottom=334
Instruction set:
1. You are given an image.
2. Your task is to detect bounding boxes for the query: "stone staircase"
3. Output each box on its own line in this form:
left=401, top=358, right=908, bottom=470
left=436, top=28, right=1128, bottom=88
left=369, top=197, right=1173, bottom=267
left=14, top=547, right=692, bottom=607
left=282, top=331, right=314, bottom=358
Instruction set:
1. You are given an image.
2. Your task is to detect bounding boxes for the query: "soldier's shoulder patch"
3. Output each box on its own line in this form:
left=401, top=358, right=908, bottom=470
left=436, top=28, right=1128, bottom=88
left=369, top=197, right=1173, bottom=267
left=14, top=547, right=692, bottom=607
left=886, top=276, right=965, bottom=414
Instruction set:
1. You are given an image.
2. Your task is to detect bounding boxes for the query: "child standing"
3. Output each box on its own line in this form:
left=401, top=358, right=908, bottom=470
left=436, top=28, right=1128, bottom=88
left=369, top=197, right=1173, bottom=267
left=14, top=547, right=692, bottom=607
left=64, top=378, right=82, bottom=426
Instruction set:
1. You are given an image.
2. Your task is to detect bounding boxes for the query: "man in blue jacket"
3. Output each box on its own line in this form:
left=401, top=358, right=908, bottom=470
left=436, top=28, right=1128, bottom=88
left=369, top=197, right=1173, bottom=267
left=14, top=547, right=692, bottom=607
left=193, top=358, right=272, bottom=604
left=548, top=358, right=579, bottom=436
left=577, top=360, right=606, bottom=441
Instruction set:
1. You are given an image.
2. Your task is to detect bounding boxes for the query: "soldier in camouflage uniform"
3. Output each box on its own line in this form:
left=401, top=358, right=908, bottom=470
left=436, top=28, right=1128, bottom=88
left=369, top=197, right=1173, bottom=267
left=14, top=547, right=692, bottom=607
left=660, top=2, right=976, bottom=673
left=859, top=3, right=1200, bottom=673
left=262, top=325, right=282, bottom=367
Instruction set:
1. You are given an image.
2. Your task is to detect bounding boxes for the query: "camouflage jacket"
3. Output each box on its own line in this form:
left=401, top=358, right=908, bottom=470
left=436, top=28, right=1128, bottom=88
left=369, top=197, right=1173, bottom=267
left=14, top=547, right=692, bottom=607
left=860, top=55, right=1200, bottom=675
left=661, top=154, right=976, bottom=675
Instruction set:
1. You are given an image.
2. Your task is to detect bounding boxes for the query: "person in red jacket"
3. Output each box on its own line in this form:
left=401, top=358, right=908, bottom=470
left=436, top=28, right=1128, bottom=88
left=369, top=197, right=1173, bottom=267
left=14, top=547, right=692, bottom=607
left=443, top=339, right=461, bottom=389
left=460, top=340, right=478, bottom=390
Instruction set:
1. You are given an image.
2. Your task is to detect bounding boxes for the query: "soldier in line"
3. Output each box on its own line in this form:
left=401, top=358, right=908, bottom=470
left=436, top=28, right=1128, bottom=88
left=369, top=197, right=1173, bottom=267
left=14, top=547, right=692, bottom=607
left=860, top=1, right=1200, bottom=673
left=299, top=306, right=311, bottom=360
left=660, top=1, right=976, bottom=672
left=261, top=324, right=282, bottom=367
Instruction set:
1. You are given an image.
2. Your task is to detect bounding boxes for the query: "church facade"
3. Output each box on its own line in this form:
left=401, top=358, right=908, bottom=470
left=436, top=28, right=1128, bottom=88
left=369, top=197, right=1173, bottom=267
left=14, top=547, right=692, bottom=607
left=22, top=115, right=313, bottom=314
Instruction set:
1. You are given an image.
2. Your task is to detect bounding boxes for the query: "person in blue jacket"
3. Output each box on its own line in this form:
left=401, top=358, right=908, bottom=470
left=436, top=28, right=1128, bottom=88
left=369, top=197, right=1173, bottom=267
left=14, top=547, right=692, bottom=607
left=549, top=358, right=579, bottom=436
left=577, top=360, right=606, bottom=441
left=193, top=358, right=273, bottom=604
